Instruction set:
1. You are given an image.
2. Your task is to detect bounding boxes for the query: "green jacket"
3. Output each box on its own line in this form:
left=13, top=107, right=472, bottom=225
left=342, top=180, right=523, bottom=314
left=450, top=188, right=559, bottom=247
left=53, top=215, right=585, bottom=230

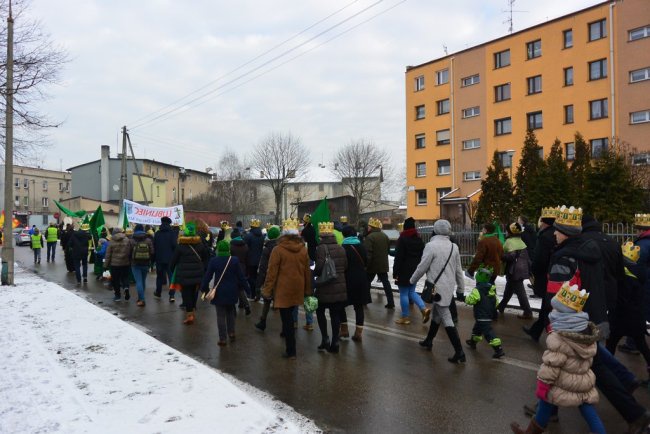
left=465, top=281, right=498, bottom=320
left=364, top=229, right=390, bottom=274
left=31, top=234, right=44, bottom=249
left=46, top=226, right=58, bottom=243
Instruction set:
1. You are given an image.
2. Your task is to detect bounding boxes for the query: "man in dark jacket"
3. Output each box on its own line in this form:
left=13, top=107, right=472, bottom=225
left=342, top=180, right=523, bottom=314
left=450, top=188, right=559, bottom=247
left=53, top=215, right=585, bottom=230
left=153, top=216, right=178, bottom=301
left=70, top=223, right=92, bottom=284
left=364, top=217, right=394, bottom=309
left=230, top=228, right=251, bottom=314
left=518, top=215, right=537, bottom=260
left=60, top=223, right=75, bottom=273
left=255, top=226, right=281, bottom=331
left=244, top=219, right=265, bottom=300
left=301, top=213, right=317, bottom=263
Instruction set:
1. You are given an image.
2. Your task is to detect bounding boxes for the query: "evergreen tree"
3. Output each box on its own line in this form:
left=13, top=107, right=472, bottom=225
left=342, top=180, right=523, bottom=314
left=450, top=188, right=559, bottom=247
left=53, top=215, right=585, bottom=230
left=540, top=139, right=573, bottom=213
left=476, top=151, right=515, bottom=225
left=514, top=129, right=546, bottom=218
left=569, top=132, right=591, bottom=207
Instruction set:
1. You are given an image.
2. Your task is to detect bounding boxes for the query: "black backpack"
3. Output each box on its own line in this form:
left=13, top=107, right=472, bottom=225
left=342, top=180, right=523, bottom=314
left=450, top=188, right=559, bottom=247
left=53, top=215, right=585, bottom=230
left=132, top=240, right=151, bottom=265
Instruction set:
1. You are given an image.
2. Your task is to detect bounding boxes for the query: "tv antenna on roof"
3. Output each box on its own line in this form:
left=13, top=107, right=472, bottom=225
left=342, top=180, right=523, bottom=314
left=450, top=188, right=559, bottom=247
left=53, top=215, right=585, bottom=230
left=503, top=0, right=528, bottom=34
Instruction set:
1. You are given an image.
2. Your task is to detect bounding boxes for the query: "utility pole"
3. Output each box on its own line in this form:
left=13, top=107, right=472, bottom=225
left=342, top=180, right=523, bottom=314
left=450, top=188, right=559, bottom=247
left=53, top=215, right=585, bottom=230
left=125, top=130, right=148, bottom=204
left=2, top=1, right=15, bottom=285
left=120, top=126, right=127, bottom=204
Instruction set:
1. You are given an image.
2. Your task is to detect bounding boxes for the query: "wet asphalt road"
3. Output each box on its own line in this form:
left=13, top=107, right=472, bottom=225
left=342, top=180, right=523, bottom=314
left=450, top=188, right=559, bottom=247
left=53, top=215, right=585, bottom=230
left=15, top=246, right=650, bottom=433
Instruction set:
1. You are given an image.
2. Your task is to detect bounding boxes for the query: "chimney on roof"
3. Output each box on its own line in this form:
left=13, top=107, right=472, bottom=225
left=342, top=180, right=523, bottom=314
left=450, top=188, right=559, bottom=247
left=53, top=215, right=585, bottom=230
left=100, top=145, right=110, bottom=202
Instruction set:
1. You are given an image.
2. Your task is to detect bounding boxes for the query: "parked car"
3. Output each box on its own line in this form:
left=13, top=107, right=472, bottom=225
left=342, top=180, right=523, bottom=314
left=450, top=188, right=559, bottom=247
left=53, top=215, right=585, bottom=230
left=14, top=228, right=31, bottom=246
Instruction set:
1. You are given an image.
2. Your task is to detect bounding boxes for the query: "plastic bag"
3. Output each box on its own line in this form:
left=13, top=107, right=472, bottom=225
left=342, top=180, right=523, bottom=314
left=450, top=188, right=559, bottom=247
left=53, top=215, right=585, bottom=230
left=304, top=295, right=319, bottom=314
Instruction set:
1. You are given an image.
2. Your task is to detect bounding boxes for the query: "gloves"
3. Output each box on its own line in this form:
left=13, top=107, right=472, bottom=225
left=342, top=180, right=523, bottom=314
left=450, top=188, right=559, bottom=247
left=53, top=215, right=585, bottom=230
left=200, top=292, right=207, bottom=302
left=535, top=380, right=551, bottom=401
left=456, top=292, right=466, bottom=302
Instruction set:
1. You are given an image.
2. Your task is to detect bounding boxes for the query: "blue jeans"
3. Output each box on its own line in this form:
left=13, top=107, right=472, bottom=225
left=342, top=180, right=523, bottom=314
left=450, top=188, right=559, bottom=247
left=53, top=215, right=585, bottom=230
left=535, top=399, right=605, bottom=434
left=46, top=242, right=57, bottom=261
left=292, top=306, right=313, bottom=325
left=398, top=284, right=425, bottom=318
left=131, top=265, right=149, bottom=301
left=597, top=342, right=638, bottom=390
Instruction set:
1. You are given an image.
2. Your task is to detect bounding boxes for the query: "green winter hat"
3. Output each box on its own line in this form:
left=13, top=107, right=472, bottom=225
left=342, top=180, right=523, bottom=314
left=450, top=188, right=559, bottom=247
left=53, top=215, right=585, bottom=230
left=475, top=265, right=493, bottom=283
left=217, top=240, right=231, bottom=257
left=267, top=225, right=280, bottom=240
left=184, top=222, right=197, bottom=237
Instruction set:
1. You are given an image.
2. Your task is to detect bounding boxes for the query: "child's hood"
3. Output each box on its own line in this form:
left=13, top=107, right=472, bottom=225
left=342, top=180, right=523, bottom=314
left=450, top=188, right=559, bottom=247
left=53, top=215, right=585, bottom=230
left=554, top=322, right=599, bottom=358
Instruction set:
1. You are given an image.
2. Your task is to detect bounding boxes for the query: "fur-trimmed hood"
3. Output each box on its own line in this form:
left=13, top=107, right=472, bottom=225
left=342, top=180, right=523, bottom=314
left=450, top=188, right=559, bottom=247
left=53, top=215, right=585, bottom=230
left=178, top=235, right=201, bottom=245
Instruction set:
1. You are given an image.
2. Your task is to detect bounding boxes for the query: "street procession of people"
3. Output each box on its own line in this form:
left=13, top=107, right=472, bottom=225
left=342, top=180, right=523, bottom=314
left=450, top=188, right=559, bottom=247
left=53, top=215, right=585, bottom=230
left=17, top=204, right=650, bottom=434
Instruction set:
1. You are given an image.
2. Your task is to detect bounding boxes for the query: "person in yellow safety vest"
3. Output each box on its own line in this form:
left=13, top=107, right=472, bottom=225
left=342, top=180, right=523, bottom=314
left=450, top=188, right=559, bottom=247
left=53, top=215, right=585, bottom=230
left=46, top=222, right=59, bottom=263
left=31, top=228, right=44, bottom=264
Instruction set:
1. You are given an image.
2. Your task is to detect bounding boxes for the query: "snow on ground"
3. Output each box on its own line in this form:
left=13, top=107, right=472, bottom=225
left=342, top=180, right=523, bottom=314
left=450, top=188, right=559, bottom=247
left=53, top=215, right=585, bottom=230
left=0, top=267, right=320, bottom=434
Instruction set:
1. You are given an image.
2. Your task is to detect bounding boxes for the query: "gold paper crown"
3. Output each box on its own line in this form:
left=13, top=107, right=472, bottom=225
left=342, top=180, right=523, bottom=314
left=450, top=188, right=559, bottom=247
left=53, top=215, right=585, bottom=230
left=80, top=223, right=90, bottom=231
left=265, top=222, right=272, bottom=230
left=282, top=218, right=299, bottom=231
left=318, top=222, right=334, bottom=233
left=303, top=213, right=311, bottom=223
left=555, top=282, right=590, bottom=312
left=540, top=206, right=560, bottom=219
left=634, top=214, right=650, bottom=229
left=622, top=241, right=641, bottom=263
left=220, top=220, right=230, bottom=229
left=368, top=217, right=383, bottom=229
left=555, top=205, right=582, bottom=227
left=250, top=218, right=261, bottom=228
left=340, top=216, right=348, bottom=223
left=509, top=222, right=522, bottom=234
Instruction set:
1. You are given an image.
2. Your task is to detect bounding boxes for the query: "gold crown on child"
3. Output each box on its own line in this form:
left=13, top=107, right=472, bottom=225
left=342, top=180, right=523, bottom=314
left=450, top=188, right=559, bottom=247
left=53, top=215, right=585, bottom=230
left=282, top=218, right=299, bottom=231
left=250, top=218, right=261, bottom=228
left=555, top=282, right=590, bottom=312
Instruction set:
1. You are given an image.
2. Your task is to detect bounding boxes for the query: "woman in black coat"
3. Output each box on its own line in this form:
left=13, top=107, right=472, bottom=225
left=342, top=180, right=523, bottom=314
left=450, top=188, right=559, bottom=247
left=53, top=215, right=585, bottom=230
left=392, top=217, right=427, bottom=325
left=340, top=226, right=371, bottom=342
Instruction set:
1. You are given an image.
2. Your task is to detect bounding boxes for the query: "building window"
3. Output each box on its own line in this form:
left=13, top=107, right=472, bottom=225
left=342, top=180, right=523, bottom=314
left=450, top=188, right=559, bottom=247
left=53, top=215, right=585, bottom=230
left=494, top=83, right=511, bottom=102
left=437, top=159, right=450, bottom=176
left=415, top=105, right=425, bottom=120
left=414, top=75, right=425, bottom=91
left=435, top=69, right=449, bottom=85
left=463, top=138, right=480, bottom=150
left=537, top=147, right=544, bottom=159
left=564, top=105, right=574, bottom=124
left=156, top=186, right=160, bottom=197
left=416, top=189, right=427, bottom=206
left=42, top=181, right=48, bottom=191
left=65, top=182, right=70, bottom=192
left=41, top=197, right=49, bottom=207
left=23, top=196, right=29, bottom=208
left=526, top=39, right=542, bottom=59
left=589, top=19, right=607, bottom=41
left=437, top=99, right=450, bottom=115
left=631, top=110, right=650, bottom=124
left=14, top=178, right=19, bottom=188
left=630, top=67, right=650, bottom=83
left=462, top=106, right=480, bottom=118
left=630, top=25, right=650, bottom=41
left=436, top=129, right=450, bottom=145
left=495, top=117, right=512, bottom=136
left=589, top=98, right=608, bottom=120
left=563, top=29, right=573, bottom=48
left=461, top=74, right=480, bottom=87
left=416, top=162, right=426, bottom=178
left=589, top=58, right=607, bottom=80
left=437, top=187, right=452, bottom=203
left=565, top=143, right=575, bottom=161
left=415, top=134, right=426, bottom=149
left=564, top=67, right=573, bottom=86
left=318, top=183, right=324, bottom=192
left=527, top=111, right=543, bottom=129
left=293, top=184, right=300, bottom=192
left=632, top=153, right=650, bottom=166
left=494, top=49, right=510, bottom=68
left=463, top=171, right=481, bottom=181
left=591, top=138, right=608, bottom=158
left=527, top=75, right=542, bottom=94
left=23, top=179, right=29, bottom=189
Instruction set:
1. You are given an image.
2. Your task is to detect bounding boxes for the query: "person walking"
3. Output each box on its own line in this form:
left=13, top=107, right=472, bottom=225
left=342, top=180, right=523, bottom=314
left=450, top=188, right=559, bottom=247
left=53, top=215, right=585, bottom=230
left=313, top=222, right=348, bottom=353
left=170, top=222, right=208, bottom=323
left=153, top=216, right=177, bottom=302
left=254, top=225, right=281, bottom=332
left=130, top=224, right=154, bottom=307
left=518, top=215, right=537, bottom=262
left=60, top=223, right=75, bottom=273
left=498, top=222, right=533, bottom=319
left=45, top=222, right=59, bottom=263
left=339, top=226, right=371, bottom=342
left=301, top=213, right=317, bottom=264
left=261, top=219, right=312, bottom=359
left=467, top=222, right=503, bottom=283
left=230, top=228, right=251, bottom=315
left=410, top=219, right=466, bottom=363
left=70, top=223, right=92, bottom=284
left=464, top=266, right=505, bottom=359
left=393, top=217, right=429, bottom=325
left=364, top=217, right=394, bottom=309
left=30, top=228, right=44, bottom=264
left=201, top=240, right=250, bottom=345
left=245, top=219, right=265, bottom=300
left=104, top=227, right=133, bottom=301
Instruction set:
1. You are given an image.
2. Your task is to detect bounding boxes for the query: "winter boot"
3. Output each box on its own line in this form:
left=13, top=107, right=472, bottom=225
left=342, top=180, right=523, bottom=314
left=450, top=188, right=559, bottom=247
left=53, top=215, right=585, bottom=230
left=421, top=307, right=432, bottom=323
left=340, top=323, right=349, bottom=338
left=445, top=327, right=466, bottom=364
left=183, top=312, right=195, bottom=325
left=492, top=345, right=506, bottom=359
left=318, top=338, right=330, bottom=352
left=352, top=326, right=363, bottom=342
left=510, top=418, right=544, bottom=434
left=255, top=318, right=267, bottom=332
left=419, top=321, right=440, bottom=350
left=124, top=289, right=131, bottom=301
left=395, top=317, right=411, bottom=325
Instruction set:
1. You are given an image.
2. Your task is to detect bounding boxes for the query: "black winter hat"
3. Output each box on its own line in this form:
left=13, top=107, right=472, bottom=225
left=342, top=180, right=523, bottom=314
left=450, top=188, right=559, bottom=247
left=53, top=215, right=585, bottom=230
left=404, top=217, right=416, bottom=230
left=161, top=216, right=172, bottom=224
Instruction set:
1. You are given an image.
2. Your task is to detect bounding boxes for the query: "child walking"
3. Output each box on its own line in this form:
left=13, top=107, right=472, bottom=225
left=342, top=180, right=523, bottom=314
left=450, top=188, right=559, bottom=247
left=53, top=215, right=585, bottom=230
left=464, top=265, right=505, bottom=359
left=30, top=228, right=44, bottom=264
left=510, top=283, right=604, bottom=434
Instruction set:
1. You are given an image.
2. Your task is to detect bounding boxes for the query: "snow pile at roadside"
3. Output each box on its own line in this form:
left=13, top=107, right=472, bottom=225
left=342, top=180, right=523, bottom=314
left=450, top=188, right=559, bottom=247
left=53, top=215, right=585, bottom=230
left=0, top=268, right=320, bottom=433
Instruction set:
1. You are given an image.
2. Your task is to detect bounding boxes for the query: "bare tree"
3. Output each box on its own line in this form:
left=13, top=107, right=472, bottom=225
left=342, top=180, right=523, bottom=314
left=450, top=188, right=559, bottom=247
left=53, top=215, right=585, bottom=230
left=250, top=132, right=310, bottom=224
left=0, top=0, right=68, bottom=163
left=331, top=139, right=389, bottom=225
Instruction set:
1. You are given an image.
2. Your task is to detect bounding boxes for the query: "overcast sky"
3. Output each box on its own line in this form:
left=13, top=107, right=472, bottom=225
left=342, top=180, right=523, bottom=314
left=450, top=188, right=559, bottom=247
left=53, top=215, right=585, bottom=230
left=23, top=0, right=599, bottom=174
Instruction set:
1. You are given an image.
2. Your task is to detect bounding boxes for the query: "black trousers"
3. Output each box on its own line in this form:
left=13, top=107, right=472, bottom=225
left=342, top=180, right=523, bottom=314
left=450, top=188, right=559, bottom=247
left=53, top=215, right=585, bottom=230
left=73, top=256, right=88, bottom=282
left=280, top=307, right=297, bottom=357
left=316, top=302, right=344, bottom=344
left=528, top=292, right=552, bottom=339
left=215, top=305, right=236, bottom=340
left=367, top=272, right=394, bottom=306
left=607, top=327, right=650, bottom=368
left=110, top=265, right=130, bottom=296
left=340, top=304, right=365, bottom=326
left=471, top=320, right=499, bottom=346
left=500, top=278, right=532, bottom=314
left=155, top=262, right=174, bottom=296
left=181, top=284, right=199, bottom=312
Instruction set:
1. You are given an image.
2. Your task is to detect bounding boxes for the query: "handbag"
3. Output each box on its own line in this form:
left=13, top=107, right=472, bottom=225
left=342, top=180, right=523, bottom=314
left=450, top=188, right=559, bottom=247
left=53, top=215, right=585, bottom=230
left=315, top=248, right=337, bottom=287
left=205, top=257, right=231, bottom=302
left=421, top=246, right=454, bottom=304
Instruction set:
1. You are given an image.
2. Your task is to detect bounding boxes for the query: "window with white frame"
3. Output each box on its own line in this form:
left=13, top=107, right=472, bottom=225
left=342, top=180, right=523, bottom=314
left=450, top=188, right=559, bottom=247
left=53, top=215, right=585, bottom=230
left=415, top=105, right=425, bottom=120
left=631, top=110, right=650, bottom=124
left=463, top=171, right=481, bottom=181
left=41, top=197, right=49, bottom=207
left=437, top=187, right=452, bottom=203
left=589, top=19, right=607, bottom=41
left=630, top=25, right=650, bottom=41
left=565, top=143, right=575, bottom=161
left=494, top=49, right=510, bottom=68
left=495, top=117, right=512, bottom=135
left=435, top=69, right=449, bottom=85
left=632, top=153, right=650, bottom=166
left=494, top=83, right=510, bottom=102
left=630, top=67, right=650, bottom=83
left=563, top=29, right=573, bottom=48
left=42, top=180, right=48, bottom=191
left=437, top=159, right=450, bottom=176
left=589, top=98, right=608, bottom=120
left=23, top=179, right=29, bottom=188
left=416, top=189, right=427, bottom=205
left=526, top=39, right=542, bottom=59
left=463, top=139, right=480, bottom=150
left=437, top=99, right=450, bottom=115
left=591, top=138, right=608, bottom=158
left=527, top=75, right=542, bottom=94
left=415, top=134, right=426, bottom=149
left=14, top=178, right=19, bottom=188
left=436, top=129, right=450, bottom=145
left=461, top=74, right=480, bottom=87
left=414, top=75, right=425, bottom=91
left=589, top=59, right=607, bottom=80
left=23, top=196, right=29, bottom=207
left=416, top=162, right=426, bottom=177
left=462, top=106, right=480, bottom=118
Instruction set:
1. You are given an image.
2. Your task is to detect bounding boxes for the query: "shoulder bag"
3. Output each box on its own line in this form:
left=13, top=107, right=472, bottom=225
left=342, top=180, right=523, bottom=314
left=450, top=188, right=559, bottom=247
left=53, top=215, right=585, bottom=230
left=315, top=247, right=337, bottom=287
left=421, top=245, right=454, bottom=304
left=205, top=256, right=231, bottom=302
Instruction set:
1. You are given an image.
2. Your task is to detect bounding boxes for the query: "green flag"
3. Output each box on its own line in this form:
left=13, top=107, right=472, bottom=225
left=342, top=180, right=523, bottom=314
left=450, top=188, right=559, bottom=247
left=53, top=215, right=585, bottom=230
left=89, top=205, right=105, bottom=238
left=310, top=198, right=330, bottom=241
left=493, top=220, right=505, bottom=245
left=54, top=200, right=87, bottom=218
left=118, top=204, right=129, bottom=229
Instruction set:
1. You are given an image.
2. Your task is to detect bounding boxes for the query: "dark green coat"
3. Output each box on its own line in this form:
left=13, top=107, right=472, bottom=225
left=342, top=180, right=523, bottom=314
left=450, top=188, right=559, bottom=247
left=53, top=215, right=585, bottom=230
left=363, top=229, right=390, bottom=274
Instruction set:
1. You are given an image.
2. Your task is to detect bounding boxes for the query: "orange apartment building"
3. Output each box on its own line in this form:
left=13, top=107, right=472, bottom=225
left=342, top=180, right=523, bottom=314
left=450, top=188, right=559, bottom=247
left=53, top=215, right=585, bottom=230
left=405, top=0, right=650, bottom=224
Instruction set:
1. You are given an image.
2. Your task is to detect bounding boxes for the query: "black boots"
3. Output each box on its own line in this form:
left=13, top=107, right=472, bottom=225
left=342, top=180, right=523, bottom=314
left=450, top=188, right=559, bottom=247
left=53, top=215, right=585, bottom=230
left=492, top=345, right=506, bottom=359
left=445, top=327, right=466, bottom=364
left=419, top=321, right=440, bottom=350
left=255, top=318, right=266, bottom=332
left=318, top=338, right=330, bottom=351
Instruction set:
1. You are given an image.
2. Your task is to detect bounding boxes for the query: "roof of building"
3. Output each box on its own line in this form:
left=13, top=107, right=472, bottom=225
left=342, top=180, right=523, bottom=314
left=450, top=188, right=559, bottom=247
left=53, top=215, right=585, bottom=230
left=247, top=165, right=380, bottom=184
left=67, top=158, right=210, bottom=176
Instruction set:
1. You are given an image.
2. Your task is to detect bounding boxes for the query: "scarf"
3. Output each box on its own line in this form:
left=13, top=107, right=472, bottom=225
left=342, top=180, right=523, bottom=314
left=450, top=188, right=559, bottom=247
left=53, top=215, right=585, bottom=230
left=342, top=236, right=360, bottom=245
left=400, top=228, right=419, bottom=238
left=549, top=310, right=589, bottom=333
